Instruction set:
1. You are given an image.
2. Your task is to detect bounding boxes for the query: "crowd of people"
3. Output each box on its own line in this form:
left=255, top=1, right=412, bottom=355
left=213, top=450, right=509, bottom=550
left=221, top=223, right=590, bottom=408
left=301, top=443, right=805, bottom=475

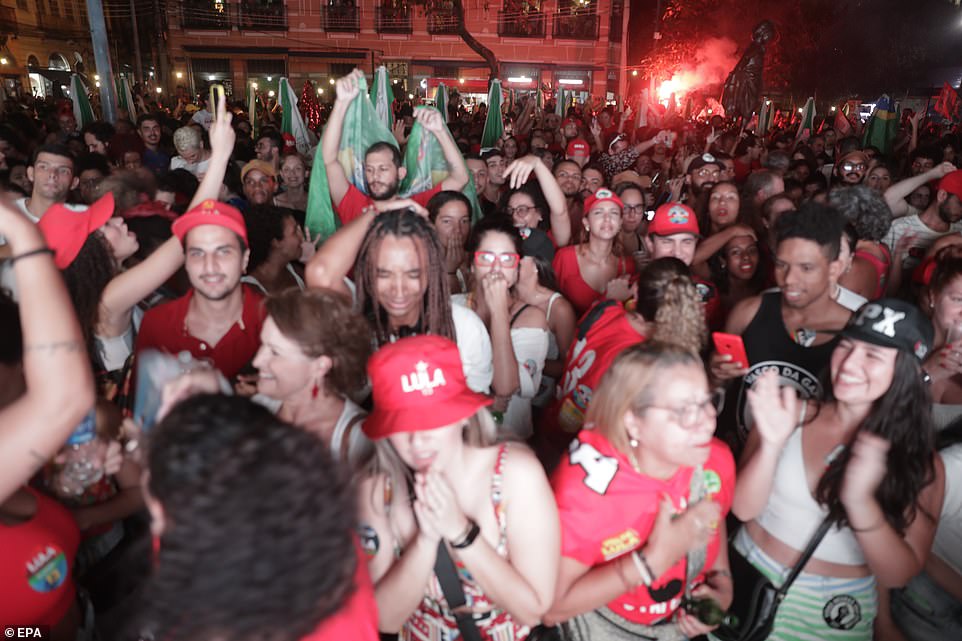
left=1, top=69, right=961, bottom=641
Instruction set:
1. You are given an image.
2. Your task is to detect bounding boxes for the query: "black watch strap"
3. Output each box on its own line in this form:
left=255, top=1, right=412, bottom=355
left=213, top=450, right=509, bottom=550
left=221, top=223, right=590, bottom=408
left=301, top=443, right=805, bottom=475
left=451, top=519, right=481, bottom=549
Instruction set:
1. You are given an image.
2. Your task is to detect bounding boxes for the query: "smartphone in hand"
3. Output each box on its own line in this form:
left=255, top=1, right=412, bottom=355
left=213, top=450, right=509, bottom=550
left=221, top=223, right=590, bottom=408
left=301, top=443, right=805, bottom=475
left=712, top=332, right=749, bottom=368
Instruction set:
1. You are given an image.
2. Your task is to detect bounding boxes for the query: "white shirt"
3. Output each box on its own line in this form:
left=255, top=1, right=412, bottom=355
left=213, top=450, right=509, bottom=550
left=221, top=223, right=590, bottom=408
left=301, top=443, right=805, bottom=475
left=883, top=214, right=962, bottom=279
left=934, top=444, right=962, bottom=575
left=451, top=303, right=494, bottom=395
left=169, top=155, right=211, bottom=179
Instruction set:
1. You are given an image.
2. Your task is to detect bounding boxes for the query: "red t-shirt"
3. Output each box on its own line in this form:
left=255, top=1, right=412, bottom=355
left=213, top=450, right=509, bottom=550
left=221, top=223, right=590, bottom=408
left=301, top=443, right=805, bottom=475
left=135, top=285, right=266, bottom=379
left=552, top=245, right=637, bottom=318
left=336, top=183, right=444, bottom=226
left=546, top=301, right=644, bottom=437
left=302, top=545, right=379, bottom=641
left=0, top=487, right=80, bottom=626
left=552, top=431, right=735, bottom=625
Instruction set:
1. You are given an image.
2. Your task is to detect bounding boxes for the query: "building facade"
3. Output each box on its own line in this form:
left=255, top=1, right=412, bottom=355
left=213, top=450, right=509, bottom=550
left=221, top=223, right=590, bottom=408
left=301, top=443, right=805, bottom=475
left=165, top=0, right=628, bottom=105
left=0, top=0, right=97, bottom=98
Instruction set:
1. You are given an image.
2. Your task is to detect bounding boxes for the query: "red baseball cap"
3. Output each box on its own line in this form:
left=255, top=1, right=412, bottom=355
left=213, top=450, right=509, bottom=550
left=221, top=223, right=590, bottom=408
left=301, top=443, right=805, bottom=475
left=648, top=202, right=700, bottom=237
left=938, top=170, right=962, bottom=200
left=562, top=117, right=579, bottom=129
left=38, top=193, right=116, bottom=269
left=584, top=188, right=624, bottom=213
left=172, top=199, right=249, bottom=245
left=566, top=138, right=590, bottom=157
left=363, top=335, right=492, bottom=440
left=281, top=132, right=297, bottom=155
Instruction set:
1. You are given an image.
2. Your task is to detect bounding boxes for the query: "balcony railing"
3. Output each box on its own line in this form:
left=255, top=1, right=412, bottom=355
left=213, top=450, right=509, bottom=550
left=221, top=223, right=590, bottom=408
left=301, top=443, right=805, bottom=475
left=552, top=10, right=598, bottom=40
left=376, top=5, right=412, bottom=34
left=323, top=3, right=359, bottom=32
left=180, top=0, right=230, bottom=29
left=427, top=7, right=459, bottom=35
left=239, top=1, right=287, bottom=30
left=497, top=10, right=545, bottom=38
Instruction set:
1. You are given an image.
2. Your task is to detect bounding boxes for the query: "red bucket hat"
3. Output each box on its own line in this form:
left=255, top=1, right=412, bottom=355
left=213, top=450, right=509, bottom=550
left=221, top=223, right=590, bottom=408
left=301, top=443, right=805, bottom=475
left=38, top=193, right=116, bottom=269
left=363, top=335, right=492, bottom=440
left=172, top=199, right=248, bottom=244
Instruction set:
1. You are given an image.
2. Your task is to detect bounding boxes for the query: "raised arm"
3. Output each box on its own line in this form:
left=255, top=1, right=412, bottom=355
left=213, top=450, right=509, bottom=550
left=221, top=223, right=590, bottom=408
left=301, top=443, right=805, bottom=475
left=0, top=205, right=94, bottom=502
left=692, top=225, right=756, bottom=272
left=732, top=370, right=798, bottom=521
left=322, top=69, right=364, bottom=207
left=504, top=155, right=571, bottom=246
left=415, top=108, right=468, bottom=192
left=884, top=162, right=955, bottom=218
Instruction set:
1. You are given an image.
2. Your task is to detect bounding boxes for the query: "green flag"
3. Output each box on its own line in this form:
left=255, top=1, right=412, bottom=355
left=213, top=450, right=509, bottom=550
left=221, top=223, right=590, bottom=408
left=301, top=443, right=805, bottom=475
left=757, top=97, right=772, bottom=135
left=279, top=77, right=314, bottom=155
left=370, top=66, right=395, bottom=130
left=71, top=74, right=95, bottom=127
left=248, top=81, right=258, bottom=139
left=862, top=95, right=899, bottom=155
left=796, top=97, right=815, bottom=141
left=481, top=79, right=504, bottom=148
left=305, top=74, right=396, bottom=241
left=116, top=76, right=136, bottom=119
left=399, top=106, right=483, bottom=223
left=436, top=83, right=449, bottom=123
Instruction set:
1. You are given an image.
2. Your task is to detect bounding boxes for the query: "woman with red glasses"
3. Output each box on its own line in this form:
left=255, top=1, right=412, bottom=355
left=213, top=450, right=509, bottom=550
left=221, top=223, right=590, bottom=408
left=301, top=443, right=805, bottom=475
left=453, top=217, right=549, bottom=439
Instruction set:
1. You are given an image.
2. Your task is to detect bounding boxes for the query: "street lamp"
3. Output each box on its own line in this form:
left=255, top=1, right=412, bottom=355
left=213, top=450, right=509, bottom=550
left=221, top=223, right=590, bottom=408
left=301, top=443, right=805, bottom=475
left=267, top=76, right=272, bottom=82
left=176, top=71, right=183, bottom=79
left=268, top=90, right=275, bottom=97
left=0, top=58, right=8, bottom=65
left=252, top=82, right=258, bottom=90
left=156, top=87, right=162, bottom=94
left=317, top=87, right=323, bottom=95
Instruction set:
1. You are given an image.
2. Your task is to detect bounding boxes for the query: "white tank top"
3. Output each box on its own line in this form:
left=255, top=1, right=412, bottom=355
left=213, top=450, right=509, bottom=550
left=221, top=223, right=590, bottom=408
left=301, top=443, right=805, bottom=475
left=756, top=428, right=866, bottom=565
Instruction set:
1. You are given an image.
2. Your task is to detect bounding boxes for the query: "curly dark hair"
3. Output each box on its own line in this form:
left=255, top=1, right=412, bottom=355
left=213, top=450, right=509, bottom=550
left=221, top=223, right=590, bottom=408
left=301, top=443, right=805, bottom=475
left=265, top=287, right=373, bottom=398
left=354, top=209, right=455, bottom=345
left=140, top=394, right=358, bottom=641
left=816, top=349, right=937, bottom=535
left=62, top=232, right=117, bottom=368
left=828, top=185, right=893, bottom=242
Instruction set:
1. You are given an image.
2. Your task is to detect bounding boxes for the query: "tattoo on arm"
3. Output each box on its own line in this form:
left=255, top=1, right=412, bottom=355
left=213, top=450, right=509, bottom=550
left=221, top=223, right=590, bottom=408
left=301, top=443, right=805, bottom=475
left=23, top=340, right=84, bottom=354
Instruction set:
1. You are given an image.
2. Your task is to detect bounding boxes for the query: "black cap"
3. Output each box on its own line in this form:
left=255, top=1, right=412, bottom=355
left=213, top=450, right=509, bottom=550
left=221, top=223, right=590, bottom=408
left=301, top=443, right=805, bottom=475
left=687, top=152, right=722, bottom=174
left=842, top=299, right=933, bottom=361
left=519, top=227, right=555, bottom=263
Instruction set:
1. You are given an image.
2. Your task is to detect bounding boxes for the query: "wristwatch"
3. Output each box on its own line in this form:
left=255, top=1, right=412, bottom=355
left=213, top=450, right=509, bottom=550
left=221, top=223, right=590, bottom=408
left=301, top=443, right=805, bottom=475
left=451, top=519, right=481, bottom=549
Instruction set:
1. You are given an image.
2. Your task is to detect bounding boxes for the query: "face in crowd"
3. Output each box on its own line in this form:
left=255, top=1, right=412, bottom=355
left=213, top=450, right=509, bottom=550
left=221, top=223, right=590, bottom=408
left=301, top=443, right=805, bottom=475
left=184, top=225, right=250, bottom=302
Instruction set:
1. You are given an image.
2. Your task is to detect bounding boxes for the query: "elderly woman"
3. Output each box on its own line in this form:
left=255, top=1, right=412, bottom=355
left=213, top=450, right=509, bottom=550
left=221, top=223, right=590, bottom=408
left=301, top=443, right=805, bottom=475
left=252, top=287, right=373, bottom=466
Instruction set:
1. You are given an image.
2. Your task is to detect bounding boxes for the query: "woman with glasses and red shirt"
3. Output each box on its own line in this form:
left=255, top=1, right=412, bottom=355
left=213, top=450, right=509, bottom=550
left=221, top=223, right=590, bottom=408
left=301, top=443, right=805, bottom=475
left=453, top=217, right=549, bottom=440
left=546, top=341, right=734, bottom=640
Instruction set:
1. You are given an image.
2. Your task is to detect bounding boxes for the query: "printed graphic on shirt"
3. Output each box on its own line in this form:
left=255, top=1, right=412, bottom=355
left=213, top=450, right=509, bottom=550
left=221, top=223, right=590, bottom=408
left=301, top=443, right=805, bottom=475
left=823, top=594, right=861, bottom=630
left=601, top=529, right=641, bottom=561
left=737, top=360, right=820, bottom=438
left=26, top=545, right=69, bottom=593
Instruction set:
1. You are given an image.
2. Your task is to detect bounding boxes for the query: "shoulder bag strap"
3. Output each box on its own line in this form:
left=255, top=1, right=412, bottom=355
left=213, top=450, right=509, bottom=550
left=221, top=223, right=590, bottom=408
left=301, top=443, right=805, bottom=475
left=433, top=542, right=485, bottom=641
left=775, top=515, right=834, bottom=597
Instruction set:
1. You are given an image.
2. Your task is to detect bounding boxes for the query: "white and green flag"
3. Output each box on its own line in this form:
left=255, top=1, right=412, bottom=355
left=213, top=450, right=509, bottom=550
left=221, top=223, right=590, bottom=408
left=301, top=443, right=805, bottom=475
left=480, top=79, right=504, bottom=148
left=279, top=77, right=313, bottom=155
left=370, top=66, right=395, bottom=130
left=116, top=76, right=137, bottom=119
left=796, top=96, right=815, bottom=141
left=757, top=97, right=773, bottom=135
left=436, top=83, right=449, bottom=123
left=248, top=81, right=258, bottom=139
left=71, top=74, right=95, bottom=127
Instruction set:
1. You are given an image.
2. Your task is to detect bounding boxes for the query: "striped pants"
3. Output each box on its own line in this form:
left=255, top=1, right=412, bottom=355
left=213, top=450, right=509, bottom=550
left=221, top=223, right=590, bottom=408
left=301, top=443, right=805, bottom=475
left=730, top=527, right=877, bottom=641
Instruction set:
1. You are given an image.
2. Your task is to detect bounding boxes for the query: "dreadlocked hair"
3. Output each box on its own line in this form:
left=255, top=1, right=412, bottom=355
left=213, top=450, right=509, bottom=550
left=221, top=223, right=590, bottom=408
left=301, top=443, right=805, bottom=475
left=62, top=232, right=117, bottom=368
left=815, top=349, right=937, bottom=535
left=139, top=394, right=357, bottom=641
left=354, top=209, right=455, bottom=345
left=634, top=257, right=706, bottom=354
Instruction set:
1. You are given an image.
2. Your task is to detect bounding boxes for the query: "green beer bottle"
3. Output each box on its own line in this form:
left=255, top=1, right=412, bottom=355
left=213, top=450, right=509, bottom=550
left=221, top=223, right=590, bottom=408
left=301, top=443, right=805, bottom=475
left=682, top=596, right=739, bottom=627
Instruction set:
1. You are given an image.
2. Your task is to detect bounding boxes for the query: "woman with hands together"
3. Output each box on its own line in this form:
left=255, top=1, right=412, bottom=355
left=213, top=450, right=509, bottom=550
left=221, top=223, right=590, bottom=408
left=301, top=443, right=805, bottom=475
left=733, top=298, right=944, bottom=640
left=357, top=335, right=560, bottom=640
left=546, top=342, right=734, bottom=641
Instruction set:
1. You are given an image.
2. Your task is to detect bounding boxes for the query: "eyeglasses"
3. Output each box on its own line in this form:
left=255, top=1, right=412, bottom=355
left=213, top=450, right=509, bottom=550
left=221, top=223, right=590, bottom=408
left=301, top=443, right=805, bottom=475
left=506, top=205, right=535, bottom=217
left=474, top=251, right=520, bottom=268
left=841, top=162, right=866, bottom=172
left=639, top=389, right=725, bottom=428
left=623, top=204, right=646, bottom=215
left=695, top=169, right=721, bottom=179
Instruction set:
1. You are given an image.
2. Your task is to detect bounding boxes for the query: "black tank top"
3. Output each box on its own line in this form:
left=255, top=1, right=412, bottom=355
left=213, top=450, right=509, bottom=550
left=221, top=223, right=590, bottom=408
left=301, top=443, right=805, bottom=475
left=730, top=291, right=839, bottom=446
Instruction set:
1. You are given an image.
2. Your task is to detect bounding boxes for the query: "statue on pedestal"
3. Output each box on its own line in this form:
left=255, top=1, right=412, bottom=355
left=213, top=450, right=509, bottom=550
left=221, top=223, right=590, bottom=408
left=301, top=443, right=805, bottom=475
left=722, top=20, right=776, bottom=121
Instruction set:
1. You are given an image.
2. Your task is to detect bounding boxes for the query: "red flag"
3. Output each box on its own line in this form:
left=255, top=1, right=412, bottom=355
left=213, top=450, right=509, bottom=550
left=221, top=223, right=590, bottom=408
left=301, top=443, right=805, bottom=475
left=935, top=83, right=960, bottom=120
left=834, top=108, right=853, bottom=136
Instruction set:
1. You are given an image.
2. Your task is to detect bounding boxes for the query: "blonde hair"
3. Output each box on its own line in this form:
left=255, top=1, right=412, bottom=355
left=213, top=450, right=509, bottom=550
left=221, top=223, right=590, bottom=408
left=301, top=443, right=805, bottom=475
left=586, top=341, right=701, bottom=454
left=635, top=257, right=706, bottom=354
left=364, top=408, right=499, bottom=515
left=173, top=126, right=202, bottom=153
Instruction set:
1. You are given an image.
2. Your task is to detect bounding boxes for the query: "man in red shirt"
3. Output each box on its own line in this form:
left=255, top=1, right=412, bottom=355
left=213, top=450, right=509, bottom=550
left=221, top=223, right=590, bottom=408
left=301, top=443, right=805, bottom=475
left=322, top=69, right=468, bottom=227
left=135, top=199, right=265, bottom=379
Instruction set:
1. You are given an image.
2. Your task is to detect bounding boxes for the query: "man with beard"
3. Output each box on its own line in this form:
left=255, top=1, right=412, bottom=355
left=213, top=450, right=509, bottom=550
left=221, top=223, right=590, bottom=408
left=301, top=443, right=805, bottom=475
left=832, top=149, right=869, bottom=186
left=135, top=200, right=265, bottom=380
left=137, top=113, right=171, bottom=174
left=323, top=69, right=467, bottom=227
left=709, top=204, right=850, bottom=452
left=553, top=160, right=584, bottom=237
left=685, top=153, right=722, bottom=203
left=884, top=169, right=962, bottom=296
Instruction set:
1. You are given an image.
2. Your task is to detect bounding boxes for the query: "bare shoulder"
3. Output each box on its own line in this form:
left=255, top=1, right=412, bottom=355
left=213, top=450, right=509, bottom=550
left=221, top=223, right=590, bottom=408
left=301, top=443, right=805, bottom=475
left=514, top=304, right=548, bottom=330
left=726, top=294, right=764, bottom=334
